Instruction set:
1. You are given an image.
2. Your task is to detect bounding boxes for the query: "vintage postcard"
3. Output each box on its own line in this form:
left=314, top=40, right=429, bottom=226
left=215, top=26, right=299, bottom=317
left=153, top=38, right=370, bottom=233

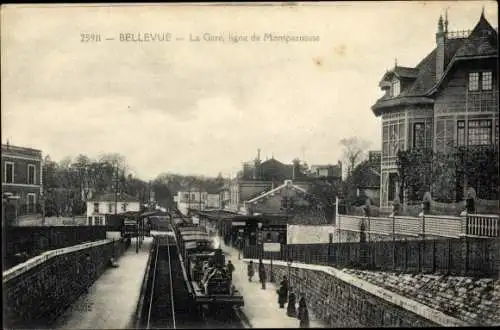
left=2, top=2, right=499, bottom=329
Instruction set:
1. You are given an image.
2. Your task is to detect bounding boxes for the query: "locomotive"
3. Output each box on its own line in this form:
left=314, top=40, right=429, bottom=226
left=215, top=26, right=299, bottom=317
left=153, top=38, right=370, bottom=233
left=172, top=219, right=244, bottom=314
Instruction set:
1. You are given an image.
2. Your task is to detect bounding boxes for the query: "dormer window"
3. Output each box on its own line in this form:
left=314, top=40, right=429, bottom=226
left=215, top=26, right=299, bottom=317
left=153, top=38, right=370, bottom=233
left=392, top=80, right=400, bottom=97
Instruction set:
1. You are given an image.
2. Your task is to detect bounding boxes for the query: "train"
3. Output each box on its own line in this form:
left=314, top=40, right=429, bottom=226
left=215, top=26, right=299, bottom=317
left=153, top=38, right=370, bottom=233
left=170, top=218, right=244, bottom=314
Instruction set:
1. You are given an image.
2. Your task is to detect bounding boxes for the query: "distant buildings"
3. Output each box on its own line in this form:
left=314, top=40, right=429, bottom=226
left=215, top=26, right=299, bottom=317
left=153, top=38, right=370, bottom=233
left=86, top=192, right=140, bottom=225
left=1, top=143, right=43, bottom=223
left=372, top=11, right=498, bottom=208
left=222, top=152, right=341, bottom=225
left=228, top=155, right=317, bottom=214
left=174, top=188, right=221, bottom=216
left=308, top=162, right=343, bottom=180
left=244, top=179, right=325, bottom=219
left=347, top=151, right=382, bottom=206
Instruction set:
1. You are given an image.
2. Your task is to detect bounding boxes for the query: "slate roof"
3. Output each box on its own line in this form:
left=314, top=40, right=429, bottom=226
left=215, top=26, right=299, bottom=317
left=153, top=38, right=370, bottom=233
left=246, top=180, right=308, bottom=204
left=88, top=192, right=139, bottom=203
left=372, top=13, right=497, bottom=115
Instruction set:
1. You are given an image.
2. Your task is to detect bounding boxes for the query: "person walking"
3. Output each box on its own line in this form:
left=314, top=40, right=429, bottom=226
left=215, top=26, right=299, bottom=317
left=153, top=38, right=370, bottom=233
left=227, top=260, right=235, bottom=285
left=247, top=260, right=255, bottom=282
left=258, top=259, right=267, bottom=290
left=297, top=295, right=310, bottom=328
left=277, top=276, right=289, bottom=308
left=287, top=287, right=297, bottom=317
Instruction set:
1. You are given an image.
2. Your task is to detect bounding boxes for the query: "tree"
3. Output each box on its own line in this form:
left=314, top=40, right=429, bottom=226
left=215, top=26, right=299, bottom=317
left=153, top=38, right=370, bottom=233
left=308, top=179, right=341, bottom=223
left=339, top=137, right=369, bottom=178
left=292, top=158, right=309, bottom=178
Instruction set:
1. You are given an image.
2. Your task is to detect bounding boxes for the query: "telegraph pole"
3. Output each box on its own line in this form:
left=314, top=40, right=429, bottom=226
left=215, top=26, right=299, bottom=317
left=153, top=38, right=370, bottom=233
left=114, top=163, right=118, bottom=215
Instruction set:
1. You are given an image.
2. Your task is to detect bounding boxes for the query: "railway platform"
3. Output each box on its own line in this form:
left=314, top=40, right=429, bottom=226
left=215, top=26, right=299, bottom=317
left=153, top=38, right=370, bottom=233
left=52, top=237, right=153, bottom=330
left=218, top=238, right=327, bottom=328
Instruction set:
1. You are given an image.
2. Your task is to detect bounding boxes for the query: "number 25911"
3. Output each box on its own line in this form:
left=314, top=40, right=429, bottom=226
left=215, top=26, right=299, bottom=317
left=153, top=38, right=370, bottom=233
left=81, top=33, right=102, bottom=43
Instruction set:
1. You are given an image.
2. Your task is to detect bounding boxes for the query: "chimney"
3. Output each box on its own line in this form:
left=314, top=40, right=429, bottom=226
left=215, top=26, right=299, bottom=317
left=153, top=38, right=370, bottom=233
left=435, top=14, right=447, bottom=82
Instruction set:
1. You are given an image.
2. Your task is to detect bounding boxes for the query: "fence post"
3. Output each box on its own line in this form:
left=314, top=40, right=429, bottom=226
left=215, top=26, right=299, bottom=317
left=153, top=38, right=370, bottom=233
left=418, top=240, right=422, bottom=273
left=432, top=240, right=436, bottom=273
left=447, top=239, right=452, bottom=275
left=404, top=240, right=409, bottom=271
left=463, top=235, right=469, bottom=276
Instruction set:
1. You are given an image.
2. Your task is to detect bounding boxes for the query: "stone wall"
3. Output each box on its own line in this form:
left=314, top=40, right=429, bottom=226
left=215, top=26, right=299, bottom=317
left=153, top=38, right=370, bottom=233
left=249, top=259, right=466, bottom=327
left=2, top=238, right=127, bottom=329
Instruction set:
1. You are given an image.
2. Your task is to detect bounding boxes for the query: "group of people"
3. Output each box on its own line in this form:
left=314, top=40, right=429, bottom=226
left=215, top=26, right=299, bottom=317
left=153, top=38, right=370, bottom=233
left=247, top=259, right=310, bottom=328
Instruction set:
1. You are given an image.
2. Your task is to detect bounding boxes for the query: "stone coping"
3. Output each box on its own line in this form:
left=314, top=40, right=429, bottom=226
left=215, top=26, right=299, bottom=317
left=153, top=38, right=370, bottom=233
left=3, top=239, right=112, bottom=283
left=242, top=258, right=467, bottom=327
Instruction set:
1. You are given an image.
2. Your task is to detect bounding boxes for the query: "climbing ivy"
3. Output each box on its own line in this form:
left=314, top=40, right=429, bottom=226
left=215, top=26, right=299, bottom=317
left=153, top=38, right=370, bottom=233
left=397, top=146, right=499, bottom=203
left=396, top=148, right=432, bottom=202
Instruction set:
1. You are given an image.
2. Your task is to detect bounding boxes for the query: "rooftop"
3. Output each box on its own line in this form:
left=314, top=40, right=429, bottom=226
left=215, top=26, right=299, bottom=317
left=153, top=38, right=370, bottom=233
left=88, top=192, right=139, bottom=203
left=1, top=144, right=42, bottom=158
left=372, top=12, right=498, bottom=115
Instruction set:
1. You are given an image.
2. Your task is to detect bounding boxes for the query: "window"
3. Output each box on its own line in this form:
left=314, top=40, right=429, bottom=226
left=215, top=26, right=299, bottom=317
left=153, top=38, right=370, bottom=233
left=469, top=71, right=493, bottom=91
left=88, top=216, right=92, bottom=225
left=392, top=80, right=400, bottom=97
left=93, top=202, right=99, bottom=213
left=4, top=162, right=14, bottom=183
left=95, top=216, right=102, bottom=225
left=469, top=72, right=479, bottom=91
left=388, top=173, right=398, bottom=202
left=27, top=164, right=36, bottom=185
left=457, top=120, right=466, bottom=146
left=191, top=193, right=196, bottom=201
left=108, top=203, right=113, bottom=213
left=281, top=197, right=294, bottom=209
left=27, top=193, right=36, bottom=213
left=122, top=203, right=127, bottom=212
left=183, top=193, right=189, bottom=201
left=413, top=123, right=425, bottom=149
left=496, top=119, right=499, bottom=145
left=468, top=120, right=492, bottom=146
left=482, top=72, right=492, bottom=90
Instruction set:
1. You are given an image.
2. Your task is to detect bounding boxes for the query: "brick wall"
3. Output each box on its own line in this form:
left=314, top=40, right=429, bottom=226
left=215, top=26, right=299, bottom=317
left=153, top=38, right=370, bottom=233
left=253, top=260, right=460, bottom=327
left=2, top=239, right=127, bottom=329
left=1, top=155, right=42, bottom=186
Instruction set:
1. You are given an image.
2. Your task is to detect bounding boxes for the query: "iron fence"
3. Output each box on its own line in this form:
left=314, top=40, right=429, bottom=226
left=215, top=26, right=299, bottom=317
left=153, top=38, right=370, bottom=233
left=3, top=226, right=107, bottom=271
left=242, top=237, right=500, bottom=277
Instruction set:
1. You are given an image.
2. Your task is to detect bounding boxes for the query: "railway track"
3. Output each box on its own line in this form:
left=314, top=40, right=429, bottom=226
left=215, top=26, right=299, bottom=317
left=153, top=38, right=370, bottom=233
left=143, top=222, right=249, bottom=329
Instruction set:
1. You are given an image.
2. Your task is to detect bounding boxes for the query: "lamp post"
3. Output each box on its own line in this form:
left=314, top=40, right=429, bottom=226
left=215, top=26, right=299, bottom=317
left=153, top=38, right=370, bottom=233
left=287, top=258, right=292, bottom=284
left=257, top=222, right=263, bottom=260
left=420, top=202, right=426, bottom=241
left=136, top=214, right=139, bottom=254
left=40, top=193, right=46, bottom=225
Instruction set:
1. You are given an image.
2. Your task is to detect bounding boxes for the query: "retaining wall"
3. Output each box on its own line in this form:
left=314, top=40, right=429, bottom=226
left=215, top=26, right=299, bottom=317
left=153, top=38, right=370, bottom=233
left=245, top=259, right=468, bottom=327
left=2, top=238, right=127, bottom=329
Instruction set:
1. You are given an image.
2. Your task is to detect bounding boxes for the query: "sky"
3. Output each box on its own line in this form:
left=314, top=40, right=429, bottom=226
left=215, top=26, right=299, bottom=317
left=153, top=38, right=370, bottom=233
left=1, top=1, right=497, bottom=180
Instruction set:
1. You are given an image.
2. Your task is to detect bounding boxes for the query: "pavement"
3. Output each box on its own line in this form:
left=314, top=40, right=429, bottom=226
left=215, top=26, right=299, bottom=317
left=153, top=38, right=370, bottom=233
left=52, top=237, right=153, bottom=329
left=217, top=237, right=327, bottom=328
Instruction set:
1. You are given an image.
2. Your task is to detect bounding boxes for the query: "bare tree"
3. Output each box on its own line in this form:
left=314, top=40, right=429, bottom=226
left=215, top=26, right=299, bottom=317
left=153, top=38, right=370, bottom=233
left=339, top=137, right=370, bottom=178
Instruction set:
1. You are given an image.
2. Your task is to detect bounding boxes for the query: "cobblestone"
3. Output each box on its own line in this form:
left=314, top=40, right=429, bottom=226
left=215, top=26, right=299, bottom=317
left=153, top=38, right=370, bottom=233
left=342, top=269, right=500, bottom=326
